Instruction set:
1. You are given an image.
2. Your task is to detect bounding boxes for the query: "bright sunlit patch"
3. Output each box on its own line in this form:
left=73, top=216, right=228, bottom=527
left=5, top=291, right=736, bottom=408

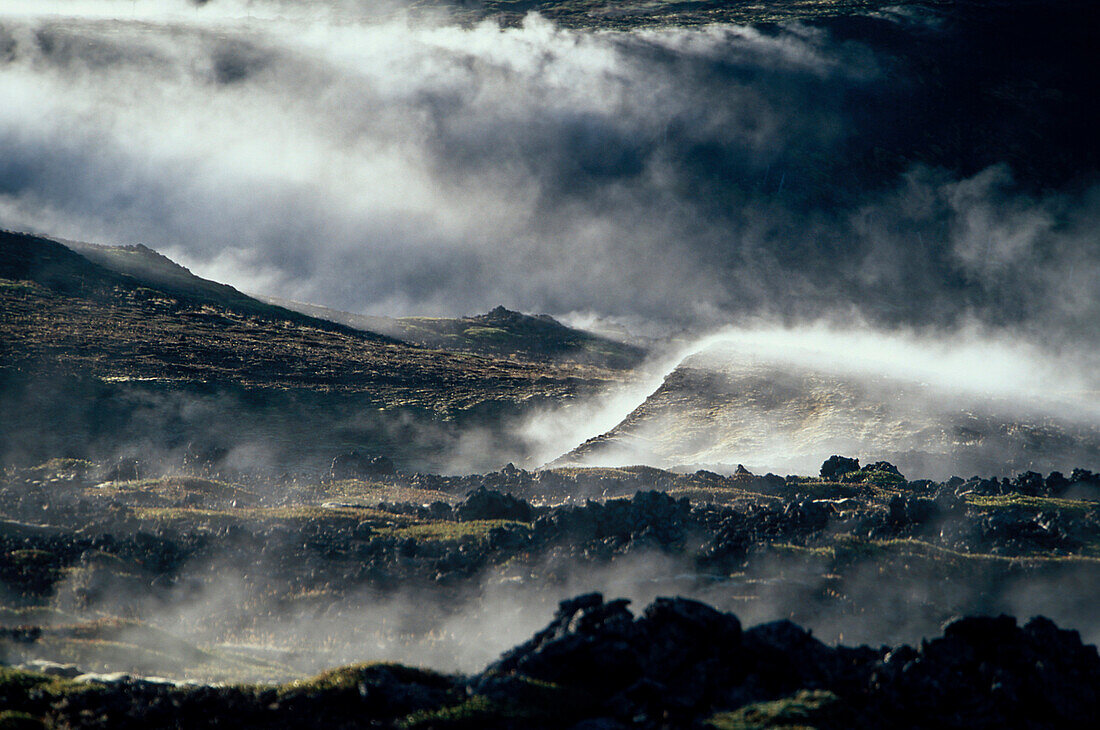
left=683, top=323, right=1097, bottom=406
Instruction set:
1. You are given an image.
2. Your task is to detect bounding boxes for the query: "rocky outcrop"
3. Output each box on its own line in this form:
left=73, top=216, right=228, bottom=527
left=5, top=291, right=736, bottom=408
left=821, top=455, right=861, bottom=480
left=476, top=594, right=1100, bottom=729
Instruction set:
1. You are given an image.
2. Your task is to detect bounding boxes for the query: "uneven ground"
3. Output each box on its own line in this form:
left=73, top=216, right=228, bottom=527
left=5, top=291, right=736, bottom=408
left=1, top=457, right=1099, bottom=727
left=3, top=3, right=1100, bottom=726
left=0, top=232, right=630, bottom=471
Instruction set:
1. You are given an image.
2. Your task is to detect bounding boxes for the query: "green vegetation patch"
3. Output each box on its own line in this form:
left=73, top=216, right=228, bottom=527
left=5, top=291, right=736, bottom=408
left=276, top=661, right=453, bottom=698
left=321, top=479, right=456, bottom=505
left=0, top=279, right=51, bottom=297
left=785, top=481, right=866, bottom=500
left=401, top=694, right=498, bottom=729
left=764, top=535, right=1100, bottom=587
left=28, top=458, right=96, bottom=474
left=669, top=486, right=763, bottom=506
left=130, top=504, right=405, bottom=531
left=462, top=326, right=516, bottom=341
left=841, top=467, right=906, bottom=490
left=400, top=675, right=591, bottom=729
left=707, top=689, right=842, bottom=730
left=0, top=606, right=76, bottom=627
left=388, top=519, right=530, bottom=543
left=87, top=477, right=260, bottom=512
left=0, top=667, right=88, bottom=714
left=966, top=493, right=1095, bottom=513
left=0, top=710, right=47, bottom=730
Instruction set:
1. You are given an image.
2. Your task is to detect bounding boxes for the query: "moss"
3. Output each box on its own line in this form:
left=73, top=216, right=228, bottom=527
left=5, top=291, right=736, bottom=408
left=827, top=536, right=1100, bottom=570
left=321, top=479, right=455, bottom=505
left=707, top=689, right=841, bottom=729
left=0, top=711, right=47, bottom=730
left=275, top=661, right=453, bottom=698
left=0, top=280, right=50, bottom=297
left=0, top=606, right=76, bottom=626
left=669, top=486, right=765, bottom=506
left=399, top=676, right=591, bottom=729
left=462, top=326, right=516, bottom=341
left=5, top=550, right=55, bottom=566
left=0, top=667, right=88, bottom=713
left=388, top=519, right=530, bottom=543
left=772, top=543, right=837, bottom=561
left=841, top=467, right=906, bottom=490
left=787, top=481, right=865, bottom=500
left=129, top=504, right=401, bottom=532
left=92, top=476, right=257, bottom=503
left=401, top=694, right=499, bottom=729
left=966, top=494, right=1094, bottom=513
left=29, top=458, right=95, bottom=473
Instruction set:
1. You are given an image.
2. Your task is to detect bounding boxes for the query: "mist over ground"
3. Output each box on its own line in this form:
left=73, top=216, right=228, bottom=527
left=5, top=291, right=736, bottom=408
left=1, top=0, right=1097, bottom=347
left=4, top=6, right=1100, bottom=720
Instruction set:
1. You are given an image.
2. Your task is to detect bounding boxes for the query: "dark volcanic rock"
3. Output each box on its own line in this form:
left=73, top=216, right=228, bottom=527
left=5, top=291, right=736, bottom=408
left=476, top=595, right=1100, bottom=729
left=104, top=458, right=142, bottom=482
left=3, top=593, right=1099, bottom=729
left=867, top=614, right=1100, bottom=729
left=484, top=593, right=744, bottom=723
left=457, top=487, right=534, bottom=522
left=821, top=455, right=860, bottom=480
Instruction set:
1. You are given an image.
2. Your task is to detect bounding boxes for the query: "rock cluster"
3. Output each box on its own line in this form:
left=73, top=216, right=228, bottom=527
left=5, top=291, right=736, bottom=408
left=4, top=594, right=1098, bottom=729
left=476, top=594, right=1100, bottom=729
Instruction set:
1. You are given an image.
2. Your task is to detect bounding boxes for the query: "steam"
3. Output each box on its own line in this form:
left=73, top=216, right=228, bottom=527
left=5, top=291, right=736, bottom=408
left=1, top=1, right=1096, bottom=345
left=688, top=322, right=1100, bottom=408
left=2, top=0, right=1099, bottom=686
left=552, top=322, right=1100, bottom=477
left=45, top=530, right=1100, bottom=678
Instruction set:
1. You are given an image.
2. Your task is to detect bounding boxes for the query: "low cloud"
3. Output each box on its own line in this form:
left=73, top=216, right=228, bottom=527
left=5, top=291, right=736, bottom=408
left=1, top=1, right=1094, bottom=351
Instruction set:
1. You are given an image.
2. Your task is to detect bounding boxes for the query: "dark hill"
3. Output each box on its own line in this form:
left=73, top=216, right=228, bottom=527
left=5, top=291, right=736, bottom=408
left=392, top=306, right=646, bottom=369
left=258, top=296, right=647, bottom=370
left=57, top=235, right=395, bottom=342
left=0, top=230, right=131, bottom=295
left=0, top=231, right=628, bottom=471
left=1, top=230, right=396, bottom=342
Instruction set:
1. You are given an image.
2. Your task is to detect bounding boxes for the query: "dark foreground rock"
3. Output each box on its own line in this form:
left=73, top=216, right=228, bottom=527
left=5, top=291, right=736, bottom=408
left=2, top=594, right=1098, bottom=729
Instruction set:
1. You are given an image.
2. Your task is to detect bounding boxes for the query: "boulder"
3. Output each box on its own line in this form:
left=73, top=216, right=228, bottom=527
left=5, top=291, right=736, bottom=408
left=457, top=488, right=534, bottom=522
left=820, top=455, right=860, bottom=480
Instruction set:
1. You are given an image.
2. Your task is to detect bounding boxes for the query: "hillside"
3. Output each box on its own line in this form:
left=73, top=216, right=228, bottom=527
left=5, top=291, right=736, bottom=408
left=57, top=237, right=398, bottom=342
left=260, top=295, right=646, bottom=369
left=556, top=349, right=1100, bottom=479
left=0, top=231, right=629, bottom=471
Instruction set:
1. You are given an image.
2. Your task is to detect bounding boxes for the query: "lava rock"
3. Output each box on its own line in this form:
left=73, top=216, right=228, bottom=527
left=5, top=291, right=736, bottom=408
left=821, top=456, right=860, bottom=480
left=457, top=487, right=534, bottom=522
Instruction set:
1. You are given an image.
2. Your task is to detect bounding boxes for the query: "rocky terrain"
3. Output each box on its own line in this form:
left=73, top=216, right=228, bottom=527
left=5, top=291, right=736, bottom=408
left=4, top=230, right=1100, bottom=727
left=2, top=579, right=1099, bottom=729
left=3, top=0, right=1100, bottom=727
left=1, top=455, right=1099, bottom=681
left=0, top=231, right=630, bottom=472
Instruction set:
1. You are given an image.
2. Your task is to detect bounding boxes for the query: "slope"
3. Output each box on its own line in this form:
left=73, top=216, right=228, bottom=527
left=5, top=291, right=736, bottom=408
left=0, top=231, right=629, bottom=471
left=259, top=295, right=646, bottom=370
left=556, top=348, right=1100, bottom=479
left=59, top=237, right=395, bottom=342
